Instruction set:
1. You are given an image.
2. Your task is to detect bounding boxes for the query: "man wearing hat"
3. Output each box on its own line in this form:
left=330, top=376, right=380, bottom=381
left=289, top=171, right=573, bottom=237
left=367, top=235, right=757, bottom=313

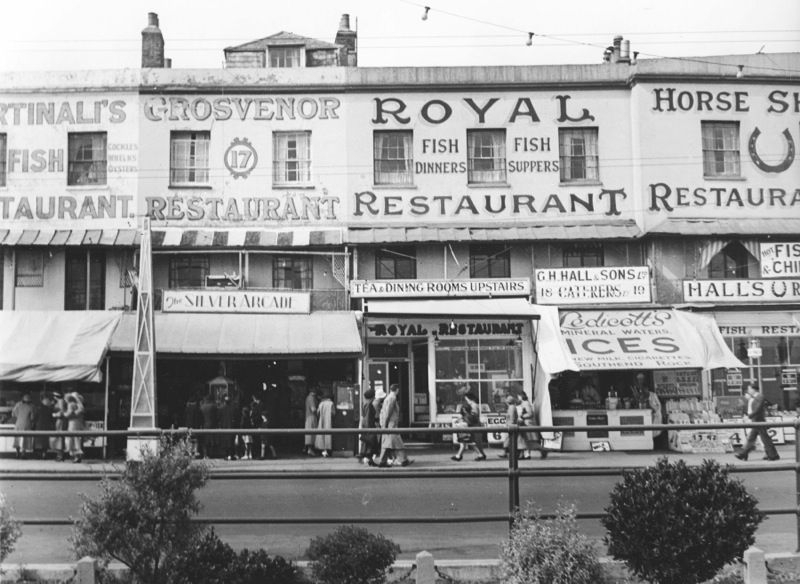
left=358, top=388, right=378, bottom=465
left=12, top=394, right=36, bottom=458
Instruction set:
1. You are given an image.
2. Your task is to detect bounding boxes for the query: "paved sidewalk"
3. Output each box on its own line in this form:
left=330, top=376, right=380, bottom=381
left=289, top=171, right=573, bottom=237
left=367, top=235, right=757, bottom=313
left=1, top=442, right=795, bottom=473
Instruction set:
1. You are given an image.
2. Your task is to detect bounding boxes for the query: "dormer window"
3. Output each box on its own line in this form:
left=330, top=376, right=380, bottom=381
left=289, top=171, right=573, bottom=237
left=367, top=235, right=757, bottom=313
left=269, top=46, right=302, bottom=68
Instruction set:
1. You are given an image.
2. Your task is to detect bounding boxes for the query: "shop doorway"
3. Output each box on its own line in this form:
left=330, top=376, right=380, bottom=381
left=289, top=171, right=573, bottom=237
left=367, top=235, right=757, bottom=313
left=367, top=348, right=411, bottom=427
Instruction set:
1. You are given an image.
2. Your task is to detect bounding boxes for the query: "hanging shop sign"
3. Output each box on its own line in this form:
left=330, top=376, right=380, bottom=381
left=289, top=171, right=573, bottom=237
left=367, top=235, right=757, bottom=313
left=683, top=279, right=800, bottom=303
left=162, top=290, right=310, bottom=314
left=535, top=267, right=650, bottom=305
left=559, top=309, right=703, bottom=370
left=367, top=320, right=524, bottom=338
left=760, top=243, right=800, bottom=278
left=717, top=322, right=800, bottom=337
left=352, top=278, right=530, bottom=298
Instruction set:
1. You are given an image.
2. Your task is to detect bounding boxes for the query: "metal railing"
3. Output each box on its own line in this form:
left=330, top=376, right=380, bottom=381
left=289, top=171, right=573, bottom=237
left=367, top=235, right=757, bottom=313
left=3, top=420, right=799, bottom=549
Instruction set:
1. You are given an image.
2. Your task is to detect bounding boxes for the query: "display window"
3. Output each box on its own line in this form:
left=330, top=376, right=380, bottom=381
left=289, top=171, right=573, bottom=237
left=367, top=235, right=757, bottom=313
left=435, top=339, right=522, bottom=415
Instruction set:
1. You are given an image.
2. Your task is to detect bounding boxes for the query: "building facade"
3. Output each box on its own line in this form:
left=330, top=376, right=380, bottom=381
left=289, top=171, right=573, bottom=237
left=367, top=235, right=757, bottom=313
left=0, top=14, right=797, bottom=453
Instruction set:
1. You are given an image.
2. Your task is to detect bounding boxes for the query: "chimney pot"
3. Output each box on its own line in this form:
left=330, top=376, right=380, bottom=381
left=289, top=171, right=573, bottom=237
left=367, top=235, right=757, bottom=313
left=148, top=12, right=159, bottom=27
left=141, top=12, right=165, bottom=68
left=339, top=14, right=351, bottom=30
left=619, top=39, right=631, bottom=63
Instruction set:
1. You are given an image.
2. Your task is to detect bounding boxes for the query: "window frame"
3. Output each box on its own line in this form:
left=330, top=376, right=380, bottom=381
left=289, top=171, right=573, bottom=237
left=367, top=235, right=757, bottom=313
left=376, top=247, right=417, bottom=280
left=273, top=131, right=312, bottom=186
left=707, top=242, right=750, bottom=279
left=373, top=130, right=414, bottom=186
left=563, top=242, right=605, bottom=268
left=469, top=244, right=510, bottom=279
left=168, top=255, right=210, bottom=289
left=273, top=256, right=313, bottom=290
left=701, top=121, right=741, bottom=178
left=0, top=133, right=7, bottom=187
left=14, top=249, right=44, bottom=288
left=169, top=131, right=211, bottom=187
left=558, top=127, right=599, bottom=183
left=268, top=46, right=303, bottom=68
left=65, top=249, right=106, bottom=310
left=67, top=132, right=107, bottom=186
left=466, top=129, right=507, bottom=185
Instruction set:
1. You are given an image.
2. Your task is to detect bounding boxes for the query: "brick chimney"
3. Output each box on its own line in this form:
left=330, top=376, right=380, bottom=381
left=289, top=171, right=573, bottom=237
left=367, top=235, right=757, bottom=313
left=335, top=14, right=357, bottom=66
left=141, top=12, right=165, bottom=68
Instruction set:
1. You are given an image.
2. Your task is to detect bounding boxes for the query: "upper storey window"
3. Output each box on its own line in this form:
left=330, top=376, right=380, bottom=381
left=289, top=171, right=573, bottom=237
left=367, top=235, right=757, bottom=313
left=269, top=46, right=302, bottom=68
left=68, top=132, right=107, bottom=186
left=702, top=121, right=741, bottom=178
left=467, top=129, right=506, bottom=184
left=170, top=131, right=210, bottom=186
left=559, top=128, right=599, bottom=183
left=374, top=131, right=413, bottom=185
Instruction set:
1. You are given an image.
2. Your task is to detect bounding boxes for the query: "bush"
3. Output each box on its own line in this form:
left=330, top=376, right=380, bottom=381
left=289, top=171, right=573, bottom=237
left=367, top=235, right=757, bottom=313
left=173, top=529, right=306, bottom=584
left=0, top=492, right=22, bottom=563
left=602, top=457, right=763, bottom=584
left=307, top=525, right=400, bottom=584
left=70, top=436, right=209, bottom=584
left=499, top=501, right=602, bottom=584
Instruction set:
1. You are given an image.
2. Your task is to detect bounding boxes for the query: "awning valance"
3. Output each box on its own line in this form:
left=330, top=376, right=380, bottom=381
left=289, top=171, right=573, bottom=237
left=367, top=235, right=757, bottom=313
left=649, top=218, right=800, bottom=236
left=363, top=298, right=578, bottom=376
left=558, top=309, right=744, bottom=370
left=0, top=311, right=122, bottom=383
left=109, top=311, right=362, bottom=357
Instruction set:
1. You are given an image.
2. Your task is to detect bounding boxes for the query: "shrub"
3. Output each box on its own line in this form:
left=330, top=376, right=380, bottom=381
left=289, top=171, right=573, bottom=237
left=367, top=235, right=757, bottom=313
left=307, top=525, right=400, bottom=584
left=0, top=492, right=22, bottom=563
left=230, top=548, right=306, bottom=584
left=602, top=457, right=763, bottom=584
left=499, top=501, right=602, bottom=584
left=70, top=435, right=209, bottom=584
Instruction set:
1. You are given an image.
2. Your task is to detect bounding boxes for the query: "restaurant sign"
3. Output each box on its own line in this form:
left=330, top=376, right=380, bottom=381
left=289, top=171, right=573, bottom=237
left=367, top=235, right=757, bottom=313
left=760, top=242, right=800, bottom=278
left=535, top=267, right=650, bottom=305
left=683, top=279, right=800, bottom=303
left=559, top=309, right=706, bottom=370
left=162, top=290, right=310, bottom=314
left=351, top=278, right=530, bottom=298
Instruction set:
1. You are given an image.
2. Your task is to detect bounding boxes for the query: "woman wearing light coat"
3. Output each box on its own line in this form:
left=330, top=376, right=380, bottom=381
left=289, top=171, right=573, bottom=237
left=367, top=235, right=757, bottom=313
left=377, top=384, right=413, bottom=467
left=64, top=392, right=85, bottom=463
left=314, top=393, right=334, bottom=457
left=12, top=394, right=36, bottom=458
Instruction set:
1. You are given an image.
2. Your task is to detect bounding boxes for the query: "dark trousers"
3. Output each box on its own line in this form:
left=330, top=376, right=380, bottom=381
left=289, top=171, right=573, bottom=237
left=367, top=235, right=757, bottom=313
left=742, top=426, right=779, bottom=459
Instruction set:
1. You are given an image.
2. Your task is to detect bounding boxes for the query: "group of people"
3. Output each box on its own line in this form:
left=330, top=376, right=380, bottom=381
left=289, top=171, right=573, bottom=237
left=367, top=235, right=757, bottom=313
left=184, top=393, right=277, bottom=460
left=12, top=391, right=85, bottom=463
left=356, top=384, right=414, bottom=467
left=499, top=392, right=548, bottom=460
left=303, top=387, right=335, bottom=457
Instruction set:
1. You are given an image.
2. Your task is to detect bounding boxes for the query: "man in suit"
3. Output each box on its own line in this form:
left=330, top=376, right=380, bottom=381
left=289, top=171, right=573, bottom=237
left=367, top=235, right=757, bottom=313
left=735, top=383, right=780, bottom=461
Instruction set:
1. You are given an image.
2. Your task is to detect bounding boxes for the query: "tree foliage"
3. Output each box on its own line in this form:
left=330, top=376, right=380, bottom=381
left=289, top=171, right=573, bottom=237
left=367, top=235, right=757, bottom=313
left=602, top=457, right=763, bottom=584
left=0, top=492, right=22, bottom=563
left=307, top=525, right=400, bottom=584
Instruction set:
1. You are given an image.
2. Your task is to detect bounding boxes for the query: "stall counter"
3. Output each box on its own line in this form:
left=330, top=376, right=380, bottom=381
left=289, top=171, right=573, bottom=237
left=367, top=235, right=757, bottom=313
left=552, top=409, right=654, bottom=451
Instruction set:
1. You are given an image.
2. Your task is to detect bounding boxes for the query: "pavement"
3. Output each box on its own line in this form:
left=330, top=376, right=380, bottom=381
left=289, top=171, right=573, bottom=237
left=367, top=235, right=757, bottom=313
left=0, top=441, right=797, bottom=473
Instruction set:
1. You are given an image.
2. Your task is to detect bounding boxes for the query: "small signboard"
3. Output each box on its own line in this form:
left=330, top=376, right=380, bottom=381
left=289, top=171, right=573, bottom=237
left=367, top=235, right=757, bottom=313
left=535, top=266, right=651, bottom=305
left=726, top=368, right=743, bottom=393
left=760, top=242, right=800, bottom=278
left=162, top=290, right=311, bottom=314
left=351, top=278, right=530, bottom=298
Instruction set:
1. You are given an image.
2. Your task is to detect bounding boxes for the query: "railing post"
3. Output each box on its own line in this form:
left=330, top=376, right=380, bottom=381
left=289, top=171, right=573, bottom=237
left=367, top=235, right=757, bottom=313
left=508, top=424, right=520, bottom=531
left=795, top=419, right=800, bottom=552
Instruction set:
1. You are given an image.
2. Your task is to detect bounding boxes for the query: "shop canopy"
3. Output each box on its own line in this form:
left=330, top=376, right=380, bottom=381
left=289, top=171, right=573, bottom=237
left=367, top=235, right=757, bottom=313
left=0, top=311, right=122, bottom=383
left=363, top=298, right=578, bottom=376
left=109, top=312, right=363, bottom=357
left=558, top=309, right=744, bottom=370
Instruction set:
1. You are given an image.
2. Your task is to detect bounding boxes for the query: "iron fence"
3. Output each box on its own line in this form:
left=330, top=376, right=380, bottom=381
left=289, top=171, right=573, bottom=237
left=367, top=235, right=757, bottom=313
left=2, top=420, right=799, bottom=549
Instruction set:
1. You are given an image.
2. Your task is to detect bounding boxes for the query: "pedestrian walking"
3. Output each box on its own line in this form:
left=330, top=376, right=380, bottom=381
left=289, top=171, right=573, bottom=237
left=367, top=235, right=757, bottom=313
left=358, top=388, right=379, bottom=465
left=303, top=387, right=319, bottom=456
left=518, top=392, right=546, bottom=459
left=499, top=394, right=525, bottom=459
left=34, top=394, right=56, bottom=459
left=64, top=392, right=85, bottom=463
left=258, top=412, right=278, bottom=459
left=199, top=394, right=218, bottom=458
left=735, top=383, right=780, bottom=461
left=52, top=392, right=67, bottom=461
left=377, top=384, right=413, bottom=467
left=12, top=393, right=36, bottom=459
left=218, top=395, right=237, bottom=460
left=249, top=393, right=264, bottom=460
left=239, top=405, right=254, bottom=460
left=451, top=391, right=486, bottom=461
left=315, top=392, right=334, bottom=457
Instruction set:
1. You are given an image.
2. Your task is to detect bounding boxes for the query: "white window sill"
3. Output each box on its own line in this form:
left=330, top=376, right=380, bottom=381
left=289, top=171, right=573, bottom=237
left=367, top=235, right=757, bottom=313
left=66, top=184, right=110, bottom=191
left=168, top=184, right=213, bottom=189
left=467, top=182, right=511, bottom=189
left=559, top=180, right=602, bottom=187
left=272, top=184, right=315, bottom=190
left=702, top=176, right=746, bottom=181
left=372, top=184, right=417, bottom=190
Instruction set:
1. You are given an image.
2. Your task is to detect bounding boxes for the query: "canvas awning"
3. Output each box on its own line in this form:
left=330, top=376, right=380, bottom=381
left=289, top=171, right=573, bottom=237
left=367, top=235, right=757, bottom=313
left=109, top=311, right=362, bottom=357
left=649, top=218, right=800, bottom=236
left=363, top=298, right=578, bottom=376
left=0, top=311, right=122, bottom=382
left=558, top=308, right=744, bottom=370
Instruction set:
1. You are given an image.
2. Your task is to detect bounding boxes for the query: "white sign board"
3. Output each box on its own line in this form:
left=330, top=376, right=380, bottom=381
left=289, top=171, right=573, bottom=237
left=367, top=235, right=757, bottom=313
left=760, top=243, right=800, bottom=278
left=350, top=278, right=530, bottom=298
left=535, top=266, right=650, bottom=304
left=683, top=280, right=800, bottom=303
left=162, top=290, right=310, bottom=314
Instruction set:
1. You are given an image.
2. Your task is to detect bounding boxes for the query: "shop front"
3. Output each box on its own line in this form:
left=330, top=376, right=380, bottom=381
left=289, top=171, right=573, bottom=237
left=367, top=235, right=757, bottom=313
left=355, top=285, right=577, bottom=444
left=0, top=311, right=123, bottom=453
left=551, top=308, right=743, bottom=451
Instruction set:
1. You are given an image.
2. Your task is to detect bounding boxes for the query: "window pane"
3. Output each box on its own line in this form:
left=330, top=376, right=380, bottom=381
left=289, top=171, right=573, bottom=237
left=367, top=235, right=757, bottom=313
left=375, top=247, right=416, bottom=279
left=469, top=245, right=510, bottom=278
left=563, top=243, right=604, bottom=267
left=273, top=132, right=311, bottom=184
left=273, top=257, right=312, bottom=289
left=467, top=130, right=506, bottom=183
left=15, top=250, right=44, bottom=287
left=169, top=256, right=209, bottom=288
left=170, top=131, right=210, bottom=185
left=559, top=128, right=598, bottom=182
left=65, top=250, right=105, bottom=310
left=68, top=132, right=107, bottom=186
left=270, top=47, right=301, bottom=67
left=701, top=122, right=740, bottom=178
left=374, top=131, right=413, bottom=184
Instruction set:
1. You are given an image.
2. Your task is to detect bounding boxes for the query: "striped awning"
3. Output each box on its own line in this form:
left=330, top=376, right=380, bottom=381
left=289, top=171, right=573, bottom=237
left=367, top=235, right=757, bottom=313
left=0, top=228, right=140, bottom=246
left=152, top=228, right=343, bottom=248
left=649, top=218, right=800, bottom=236
left=347, top=221, right=641, bottom=243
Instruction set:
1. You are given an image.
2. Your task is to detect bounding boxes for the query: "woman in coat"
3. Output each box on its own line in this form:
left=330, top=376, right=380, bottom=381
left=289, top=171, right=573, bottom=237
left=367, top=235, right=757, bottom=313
left=518, top=393, right=546, bottom=459
left=34, top=394, right=56, bottom=459
left=64, top=392, right=85, bottom=463
left=451, top=391, right=486, bottom=461
left=52, top=392, right=68, bottom=461
left=314, top=393, right=334, bottom=457
left=377, top=384, right=412, bottom=467
left=303, top=388, right=318, bottom=456
left=499, top=394, right=526, bottom=459
left=358, top=389, right=378, bottom=465
left=12, top=393, right=36, bottom=458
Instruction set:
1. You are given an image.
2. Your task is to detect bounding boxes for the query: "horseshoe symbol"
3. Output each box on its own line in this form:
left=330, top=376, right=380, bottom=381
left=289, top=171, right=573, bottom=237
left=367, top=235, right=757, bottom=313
left=748, top=127, right=795, bottom=173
